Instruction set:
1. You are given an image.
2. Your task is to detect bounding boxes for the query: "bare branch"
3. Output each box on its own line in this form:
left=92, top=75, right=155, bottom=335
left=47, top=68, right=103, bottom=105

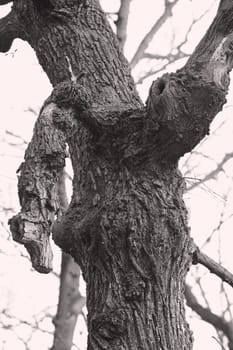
left=186, top=152, right=233, bottom=191
left=136, top=50, right=188, bottom=84
left=194, top=249, right=233, bottom=289
left=115, top=0, right=131, bottom=50
left=185, top=284, right=233, bottom=347
left=212, top=337, right=228, bottom=350
left=135, top=1, right=215, bottom=84
left=130, top=0, right=179, bottom=69
left=0, top=10, right=23, bottom=53
left=5, top=129, right=28, bottom=145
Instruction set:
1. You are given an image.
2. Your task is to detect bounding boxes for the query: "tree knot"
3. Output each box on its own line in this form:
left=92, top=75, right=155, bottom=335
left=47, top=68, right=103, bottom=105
left=124, top=272, right=146, bottom=302
left=91, top=308, right=127, bottom=340
left=50, top=80, right=92, bottom=111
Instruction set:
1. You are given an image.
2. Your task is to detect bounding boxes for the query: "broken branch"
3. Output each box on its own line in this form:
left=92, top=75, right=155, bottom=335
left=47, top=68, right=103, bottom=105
left=9, top=103, right=67, bottom=273
left=194, top=249, right=233, bottom=289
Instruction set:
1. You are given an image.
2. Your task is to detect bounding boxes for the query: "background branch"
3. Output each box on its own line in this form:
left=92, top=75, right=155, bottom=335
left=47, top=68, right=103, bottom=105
left=115, top=0, right=132, bottom=50
left=130, top=0, right=179, bottom=69
left=185, top=284, right=233, bottom=350
left=186, top=152, right=233, bottom=191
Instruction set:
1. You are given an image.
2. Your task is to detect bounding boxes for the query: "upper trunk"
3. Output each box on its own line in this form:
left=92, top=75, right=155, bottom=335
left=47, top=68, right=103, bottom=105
left=14, top=0, right=142, bottom=107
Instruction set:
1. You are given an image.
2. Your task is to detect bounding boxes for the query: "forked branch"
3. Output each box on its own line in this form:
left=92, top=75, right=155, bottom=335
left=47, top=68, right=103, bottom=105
left=185, top=284, right=233, bottom=345
left=145, top=0, right=233, bottom=161
left=130, top=0, right=179, bottom=69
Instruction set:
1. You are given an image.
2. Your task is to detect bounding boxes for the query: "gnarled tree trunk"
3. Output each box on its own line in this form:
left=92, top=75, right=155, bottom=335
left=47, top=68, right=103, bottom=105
left=2, top=0, right=233, bottom=348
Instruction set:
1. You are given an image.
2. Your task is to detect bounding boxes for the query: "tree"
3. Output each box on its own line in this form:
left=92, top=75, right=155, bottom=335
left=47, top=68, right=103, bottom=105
left=1, top=0, right=233, bottom=348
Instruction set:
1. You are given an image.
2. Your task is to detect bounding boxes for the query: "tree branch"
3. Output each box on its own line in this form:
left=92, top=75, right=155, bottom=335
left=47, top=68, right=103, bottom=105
left=185, top=284, right=233, bottom=348
left=130, top=0, right=179, bottom=69
left=115, top=0, right=131, bottom=50
left=136, top=3, right=213, bottom=85
left=145, top=0, right=233, bottom=161
left=22, top=0, right=233, bottom=166
left=9, top=103, right=67, bottom=273
left=0, top=0, right=12, bottom=4
left=193, top=249, right=233, bottom=288
left=0, top=10, right=24, bottom=53
left=136, top=51, right=188, bottom=84
left=186, top=152, right=233, bottom=191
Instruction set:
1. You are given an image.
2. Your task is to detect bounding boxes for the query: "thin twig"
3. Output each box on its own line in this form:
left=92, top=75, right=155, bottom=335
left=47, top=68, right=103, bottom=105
left=130, top=0, right=179, bottom=69
left=195, top=249, right=233, bottom=288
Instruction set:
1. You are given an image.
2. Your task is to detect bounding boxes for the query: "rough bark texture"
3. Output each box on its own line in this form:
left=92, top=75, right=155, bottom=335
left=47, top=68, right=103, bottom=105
left=2, top=0, right=233, bottom=349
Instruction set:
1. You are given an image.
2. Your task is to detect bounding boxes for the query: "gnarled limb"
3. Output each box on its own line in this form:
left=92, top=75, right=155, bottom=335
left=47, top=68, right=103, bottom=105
left=144, top=0, right=233, bottom=162
left=0, top=10, right=24, bottom=52
left=9, top=103, right=67, bottom=273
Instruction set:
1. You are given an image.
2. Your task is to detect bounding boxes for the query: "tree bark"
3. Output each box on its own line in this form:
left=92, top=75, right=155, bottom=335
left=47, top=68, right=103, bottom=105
left=2, top=0, right=233, bottom=349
